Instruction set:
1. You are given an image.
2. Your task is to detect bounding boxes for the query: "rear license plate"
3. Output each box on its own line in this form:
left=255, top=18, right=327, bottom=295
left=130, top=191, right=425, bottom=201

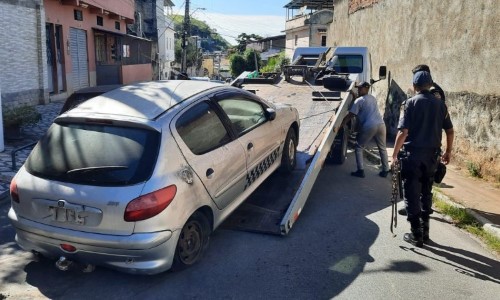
left=49, top=201, right=85, bottom=224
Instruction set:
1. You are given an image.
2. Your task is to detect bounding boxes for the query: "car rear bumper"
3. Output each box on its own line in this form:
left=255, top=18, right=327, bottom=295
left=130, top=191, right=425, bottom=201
left=8, top=207, right=179, bottom=275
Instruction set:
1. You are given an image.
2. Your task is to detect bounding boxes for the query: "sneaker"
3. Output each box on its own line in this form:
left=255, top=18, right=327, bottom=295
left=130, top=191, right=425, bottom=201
left=379, top=170, right=390, bottom=177
left=351, top=169, right=365, bottom=178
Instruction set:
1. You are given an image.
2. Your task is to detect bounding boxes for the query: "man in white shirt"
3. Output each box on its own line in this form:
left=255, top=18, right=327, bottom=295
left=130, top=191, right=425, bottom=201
left=338, top=81, right=390, bottom=178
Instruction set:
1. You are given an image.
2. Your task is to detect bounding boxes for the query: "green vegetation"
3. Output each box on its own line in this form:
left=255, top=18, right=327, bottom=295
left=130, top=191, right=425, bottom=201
left=2, top=104, right=41, bottom=127
left=171, top=15, right=230, bottom=68
left=466, top=161, right=483, bottom=178
left=260, top=51, right=290, bottom=73
left=433, top=197, right=500, bottom=254
left=235, top=33, right=263, bottom=53
left=229, top=49, right=262, bottom=77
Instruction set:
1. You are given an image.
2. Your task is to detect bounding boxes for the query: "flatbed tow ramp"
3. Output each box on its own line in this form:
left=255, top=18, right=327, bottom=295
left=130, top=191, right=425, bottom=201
left=222, top=78, right=355, bottom=235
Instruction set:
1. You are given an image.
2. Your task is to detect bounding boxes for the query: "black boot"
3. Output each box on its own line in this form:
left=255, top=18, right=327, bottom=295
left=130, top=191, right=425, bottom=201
left=404, top=221, right=423, bottom=247
left=422, top=218, right=430, bottom=243
left=398, top=207, right=407, bottom=216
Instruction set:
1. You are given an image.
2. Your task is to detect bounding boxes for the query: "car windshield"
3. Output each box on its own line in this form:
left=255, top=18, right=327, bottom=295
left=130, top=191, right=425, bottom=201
left=330, top=55, right=363, bottom=73
left=25, top=122, right=160, bottom=186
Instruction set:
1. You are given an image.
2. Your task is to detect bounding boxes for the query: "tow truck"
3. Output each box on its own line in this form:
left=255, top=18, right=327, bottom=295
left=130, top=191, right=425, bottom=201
left=223, top=46, right=386, bottom=235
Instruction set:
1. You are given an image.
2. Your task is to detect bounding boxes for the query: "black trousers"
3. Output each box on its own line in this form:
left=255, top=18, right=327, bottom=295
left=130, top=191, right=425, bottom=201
left=401, top=149, right=438, bottom=224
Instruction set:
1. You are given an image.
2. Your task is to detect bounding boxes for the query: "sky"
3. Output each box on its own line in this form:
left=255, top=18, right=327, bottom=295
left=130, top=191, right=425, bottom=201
left=171, top=0, right=290, bottom=45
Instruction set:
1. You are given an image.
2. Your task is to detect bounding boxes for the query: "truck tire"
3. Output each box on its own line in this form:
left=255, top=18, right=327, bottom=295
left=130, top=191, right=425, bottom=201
left=326, top=125, right=348, bottom=165
left=280, top=128, right=297, bottom=173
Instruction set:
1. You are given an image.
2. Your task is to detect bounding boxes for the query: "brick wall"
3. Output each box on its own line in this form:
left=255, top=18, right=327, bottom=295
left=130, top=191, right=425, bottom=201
left=0, top=0, right=48, bottom=108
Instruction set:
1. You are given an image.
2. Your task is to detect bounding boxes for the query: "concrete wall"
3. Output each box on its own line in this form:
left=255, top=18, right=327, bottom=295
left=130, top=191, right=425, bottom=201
left=121, top=64, right=152, bottom=84
left=0, top=0, right=48, bottom=107
left=329, top=0, right=499, bottom=180
left=45, top=0, right=133, bottom=96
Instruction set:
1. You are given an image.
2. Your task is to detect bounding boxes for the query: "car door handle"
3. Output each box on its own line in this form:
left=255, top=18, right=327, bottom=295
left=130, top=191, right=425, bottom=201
left=206, top=168, right=214, bottom=178
left=247, top=143, right=253, bottom=150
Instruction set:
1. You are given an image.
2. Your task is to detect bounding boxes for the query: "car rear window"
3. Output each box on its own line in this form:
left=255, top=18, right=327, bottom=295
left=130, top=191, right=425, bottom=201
left=25, top=122, right=160, bottom=186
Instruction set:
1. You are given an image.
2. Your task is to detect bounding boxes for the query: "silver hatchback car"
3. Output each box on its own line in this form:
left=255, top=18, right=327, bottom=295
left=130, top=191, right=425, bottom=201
left=8, top=80, right=299, bottom=274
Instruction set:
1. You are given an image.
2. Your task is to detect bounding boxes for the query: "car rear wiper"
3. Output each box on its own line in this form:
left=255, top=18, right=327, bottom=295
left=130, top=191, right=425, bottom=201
left=66, top=166, right=128, bottom=175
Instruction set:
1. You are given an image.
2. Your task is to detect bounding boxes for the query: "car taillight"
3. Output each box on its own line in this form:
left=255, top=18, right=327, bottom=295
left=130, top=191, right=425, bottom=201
left=10, top=177, right=19, bottom=203
left=124, top=185, right=177, bottom=222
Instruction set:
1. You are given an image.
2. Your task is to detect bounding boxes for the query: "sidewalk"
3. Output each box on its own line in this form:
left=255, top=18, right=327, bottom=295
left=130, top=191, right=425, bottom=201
left=369, top=146, right=500, bottom=239
left=0, top=102, right=63, bottom=197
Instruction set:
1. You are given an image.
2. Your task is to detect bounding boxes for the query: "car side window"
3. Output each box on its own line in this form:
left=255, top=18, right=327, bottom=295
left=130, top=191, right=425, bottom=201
left=176, top=101, right=231, bottom=155
left=217, top=98, right=266, bottom=136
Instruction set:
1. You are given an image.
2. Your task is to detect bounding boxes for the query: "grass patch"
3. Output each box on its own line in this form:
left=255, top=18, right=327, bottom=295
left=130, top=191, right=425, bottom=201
left=466, top=161, right=483, bottom=178
left=433, top=197, right=500, bottom=254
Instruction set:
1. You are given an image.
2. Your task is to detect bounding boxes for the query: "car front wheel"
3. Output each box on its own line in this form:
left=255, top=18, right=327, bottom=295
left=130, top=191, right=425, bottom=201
left=280, top=128, right=297, bottom=173
left=172, top=212, right=211, bottom=271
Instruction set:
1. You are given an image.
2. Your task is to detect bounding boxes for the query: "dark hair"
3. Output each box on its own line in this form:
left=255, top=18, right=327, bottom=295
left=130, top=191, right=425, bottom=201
left=412, top=64, right=431, bottom=74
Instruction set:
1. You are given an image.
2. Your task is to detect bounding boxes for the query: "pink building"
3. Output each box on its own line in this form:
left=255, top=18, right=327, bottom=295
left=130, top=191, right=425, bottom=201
left=45, top=0, right=153, bottom=99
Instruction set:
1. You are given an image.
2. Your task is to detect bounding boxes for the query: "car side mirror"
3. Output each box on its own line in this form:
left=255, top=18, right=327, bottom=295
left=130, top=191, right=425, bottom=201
left=265, top=108, right=276, bottom=121
left=370, top=66, right=387, bottom=85
left=378, top=66, right=387, bottom=80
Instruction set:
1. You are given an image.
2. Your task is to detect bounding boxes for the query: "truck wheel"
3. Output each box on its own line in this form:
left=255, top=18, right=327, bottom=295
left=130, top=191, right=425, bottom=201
left=172, top=212, right=211, bottom=271
left=280, top=128, right=297, bottom=173
left=326, top=125, right=348, bottom=165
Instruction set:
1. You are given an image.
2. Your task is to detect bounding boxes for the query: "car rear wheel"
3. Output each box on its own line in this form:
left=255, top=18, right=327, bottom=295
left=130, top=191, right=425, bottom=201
left=280, top=128, right=297, bottom=173
left=172, top=212, right=211, bottom=271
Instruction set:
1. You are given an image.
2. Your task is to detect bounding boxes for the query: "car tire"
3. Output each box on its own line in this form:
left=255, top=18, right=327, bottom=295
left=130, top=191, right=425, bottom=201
left=280, top=128, right=297, bottom=173
left=326, top=125, right=348, bottom=165
left=171, top=211, right=211, bottom=271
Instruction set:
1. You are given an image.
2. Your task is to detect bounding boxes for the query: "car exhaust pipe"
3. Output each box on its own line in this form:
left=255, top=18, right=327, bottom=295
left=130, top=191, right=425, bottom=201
left=55, top=256, right=72, bottom=271
left=82, top=264, right=95, bottom=273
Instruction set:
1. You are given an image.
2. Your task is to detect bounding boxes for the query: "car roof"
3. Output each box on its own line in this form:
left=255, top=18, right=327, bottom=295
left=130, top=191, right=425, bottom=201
left=67, top=80, right=223, bottom=120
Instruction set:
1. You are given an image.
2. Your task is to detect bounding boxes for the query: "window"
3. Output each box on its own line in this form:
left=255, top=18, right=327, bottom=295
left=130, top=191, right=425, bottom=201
left=74, top=10, right=83, bottom=21
left=217, top=98, right=266, bottom=136
left=26, top=123, right=160, bottom=186
left=176, top=102, right=231, bottom=155
left=330, top=55, right=364, bottom=74
left=294, top=35, right=298, bottom=46
left=97, top=16, right=103, bottom=26
left=115, top=21, right=120, bottom=30
left=321, top=35, right=327, bottom=47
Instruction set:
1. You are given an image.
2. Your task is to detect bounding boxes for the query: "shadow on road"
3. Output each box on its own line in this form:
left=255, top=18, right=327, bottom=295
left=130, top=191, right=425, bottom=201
left=400, top=241, right=500, bottom=285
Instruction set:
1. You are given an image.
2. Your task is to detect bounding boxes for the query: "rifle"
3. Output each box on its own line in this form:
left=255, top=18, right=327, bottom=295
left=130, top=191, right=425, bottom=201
left=390, top=159, right=403, bottom=236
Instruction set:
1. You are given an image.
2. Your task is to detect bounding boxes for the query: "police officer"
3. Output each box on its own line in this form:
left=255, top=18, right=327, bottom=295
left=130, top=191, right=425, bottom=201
left=398, top=64, right=447, bottom=216
left=412, top=64, right=446, bottom=102
left=392, top=71, right=454, bottom=247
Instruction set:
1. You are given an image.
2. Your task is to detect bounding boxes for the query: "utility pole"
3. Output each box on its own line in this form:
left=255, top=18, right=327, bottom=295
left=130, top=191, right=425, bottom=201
left=181, top=0, right=190, bottom=74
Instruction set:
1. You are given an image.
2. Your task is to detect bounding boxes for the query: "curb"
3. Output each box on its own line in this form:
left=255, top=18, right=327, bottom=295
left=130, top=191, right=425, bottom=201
left=363, top=147, right=500, bottom=240
left=433, top=192, right=500, bottom=240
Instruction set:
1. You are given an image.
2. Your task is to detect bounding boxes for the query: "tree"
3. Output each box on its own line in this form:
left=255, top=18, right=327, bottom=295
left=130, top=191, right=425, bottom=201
left=244, top=49, right=261, bottom=72
left=235, top=33, right=263, bottom=53
left=230, top=54, right=246, bottom=77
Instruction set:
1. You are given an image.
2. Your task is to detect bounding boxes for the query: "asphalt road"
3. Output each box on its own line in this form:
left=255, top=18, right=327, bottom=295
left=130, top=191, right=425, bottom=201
left=1, top=152, right=499, bottom=299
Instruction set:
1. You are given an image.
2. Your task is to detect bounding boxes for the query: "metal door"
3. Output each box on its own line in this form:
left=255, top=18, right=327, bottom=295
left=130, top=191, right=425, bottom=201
left=171, top=100, right=248, bottom=210
left=69, top=28, right=89, bottom=90
left=215, top=96, right=282, bottom=190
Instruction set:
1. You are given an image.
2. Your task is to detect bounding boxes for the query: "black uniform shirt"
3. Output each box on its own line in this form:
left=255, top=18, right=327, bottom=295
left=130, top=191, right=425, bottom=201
left=398, top=90, right=453, bottom=149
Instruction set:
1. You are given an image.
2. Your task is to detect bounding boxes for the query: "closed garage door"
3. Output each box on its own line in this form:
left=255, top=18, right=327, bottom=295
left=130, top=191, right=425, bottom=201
left=70, top=28, right=89, bottom=90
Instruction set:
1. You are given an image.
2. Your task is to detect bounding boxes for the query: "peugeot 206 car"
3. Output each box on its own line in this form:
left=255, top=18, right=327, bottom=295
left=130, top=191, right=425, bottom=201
left=8, top=80, right=300, bottom=275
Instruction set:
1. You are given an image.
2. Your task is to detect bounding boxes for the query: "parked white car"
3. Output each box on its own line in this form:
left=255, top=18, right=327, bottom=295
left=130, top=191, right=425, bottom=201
left=8, top=80, right=300, bottom=274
